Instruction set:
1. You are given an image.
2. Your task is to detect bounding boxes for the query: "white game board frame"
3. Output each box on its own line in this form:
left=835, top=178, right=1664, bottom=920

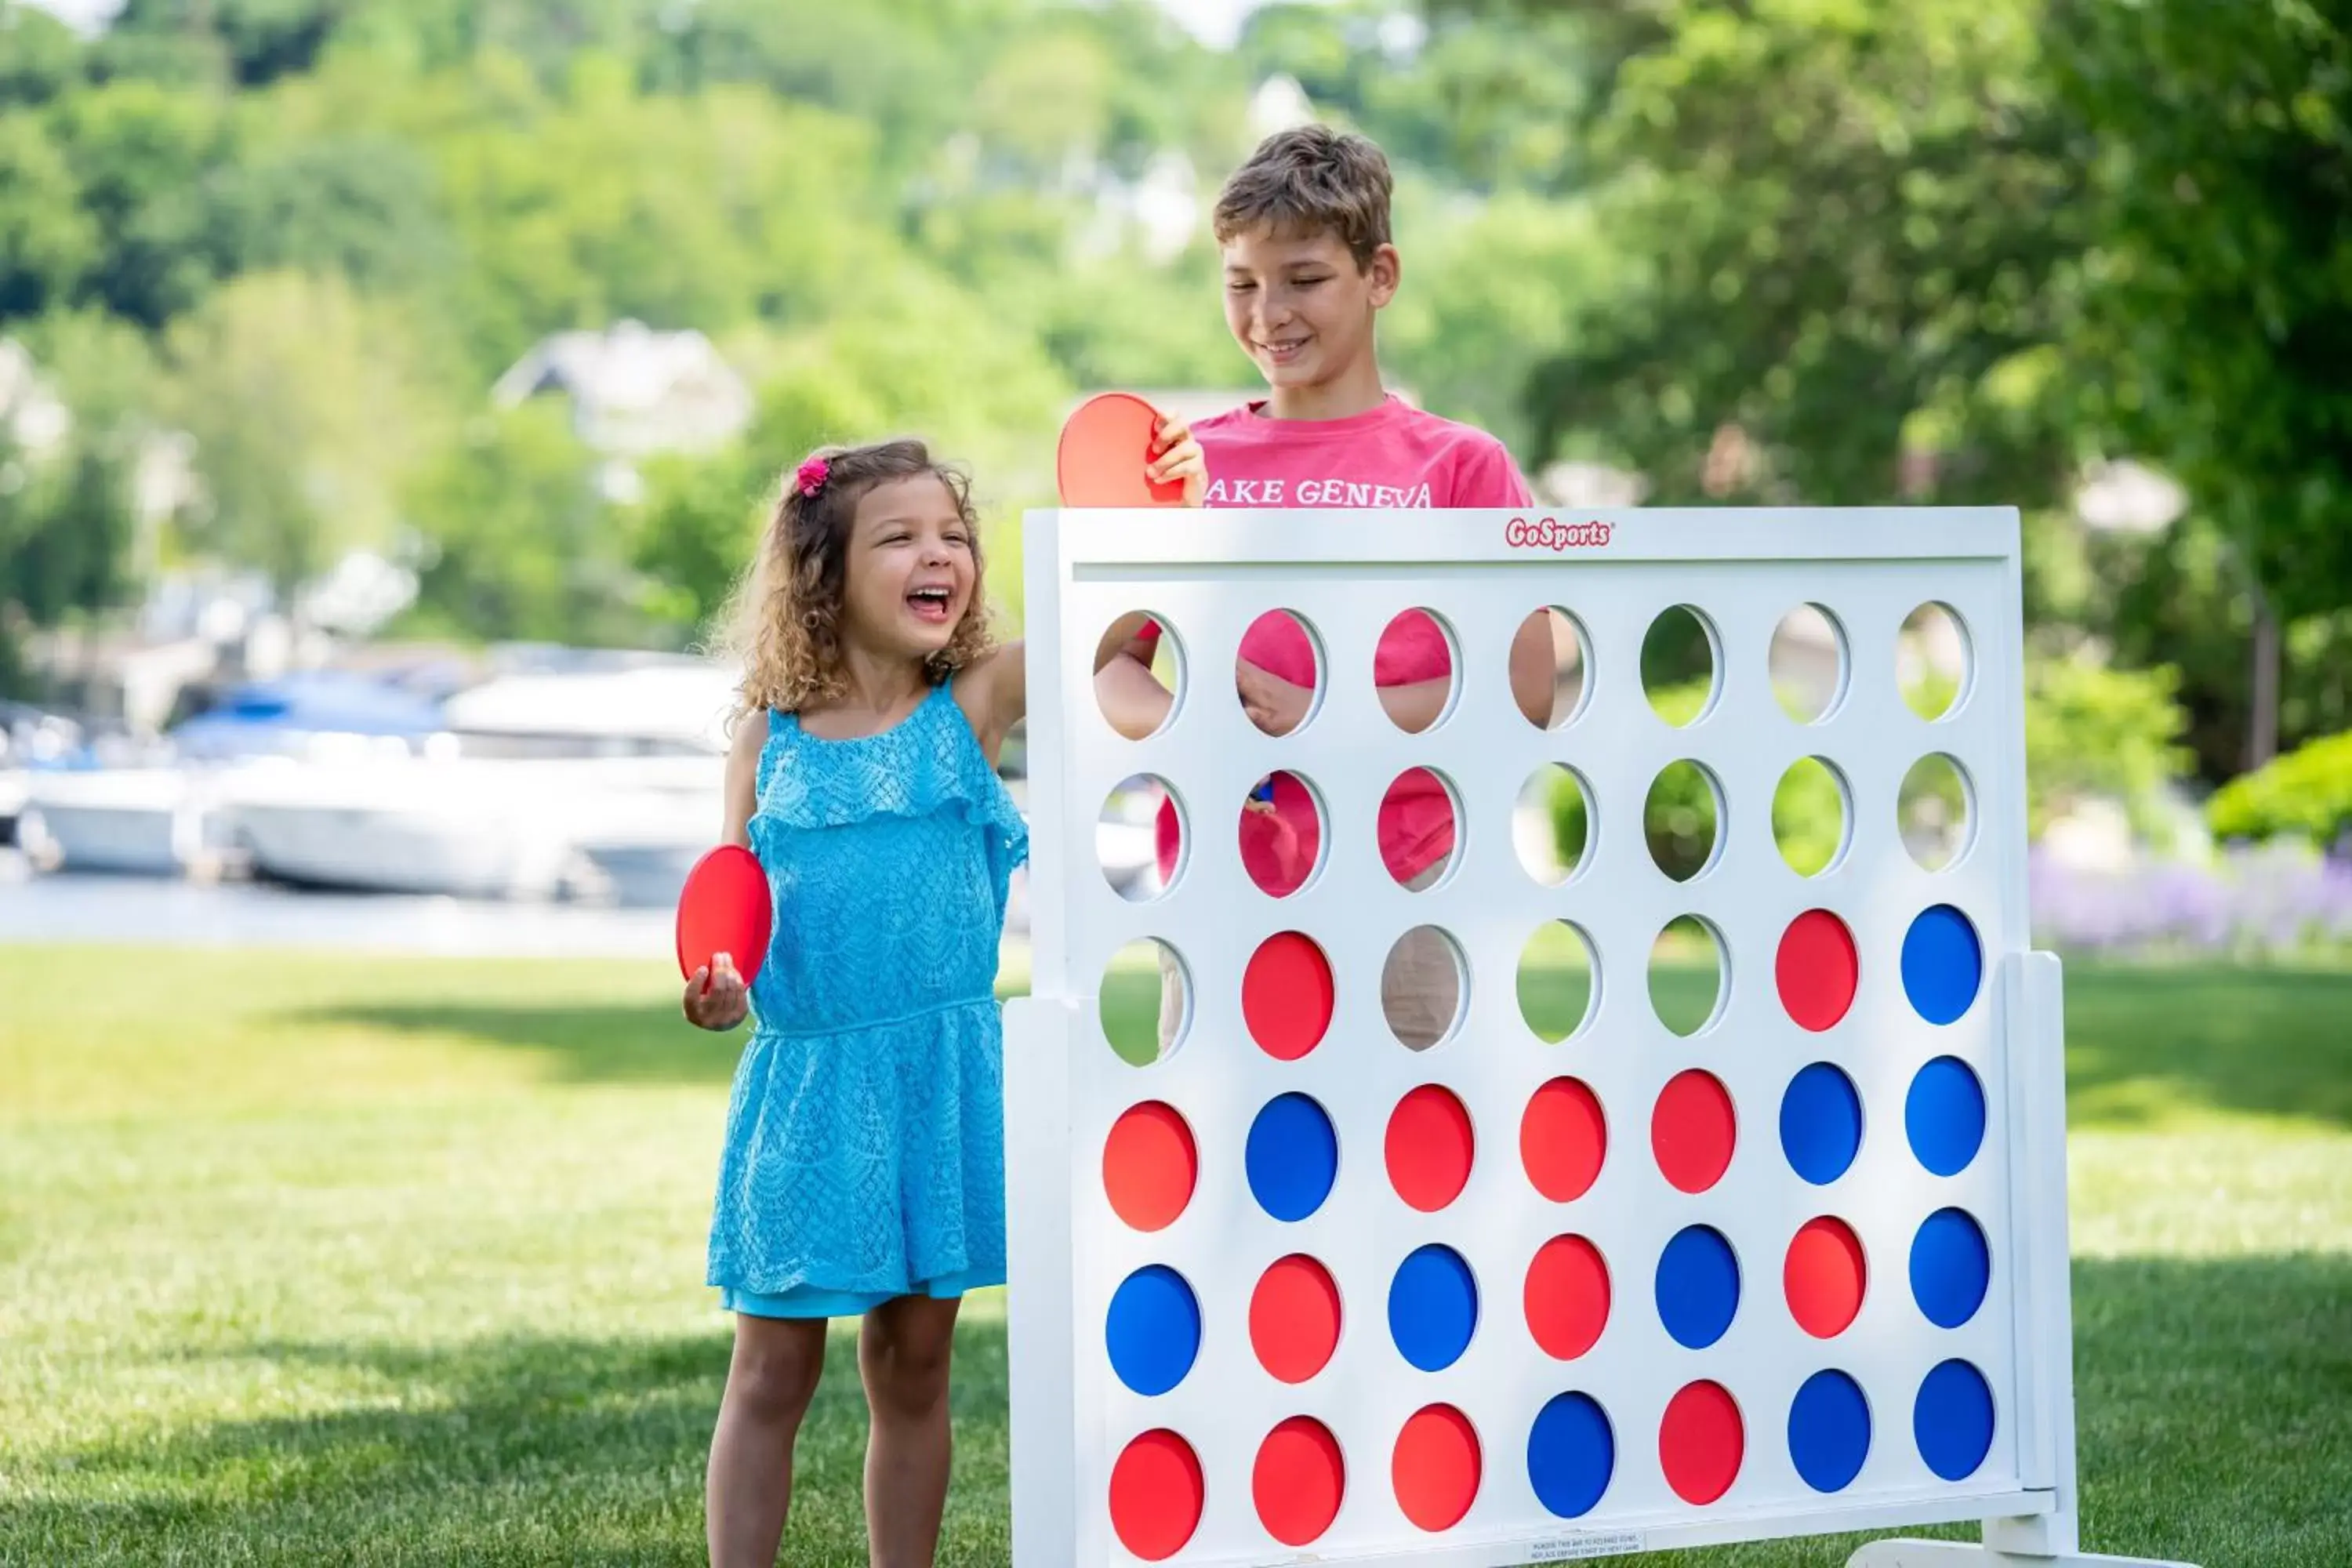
left=1006, top=506, right=2191, bottom=1568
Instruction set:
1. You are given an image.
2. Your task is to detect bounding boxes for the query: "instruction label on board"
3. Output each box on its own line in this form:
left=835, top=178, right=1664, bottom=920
left=1526, top=1530, right=1646, bottom=1561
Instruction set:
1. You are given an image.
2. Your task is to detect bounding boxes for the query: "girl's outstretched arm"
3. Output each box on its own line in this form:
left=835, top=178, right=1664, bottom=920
left=682, top=712, right=766, bottom=1030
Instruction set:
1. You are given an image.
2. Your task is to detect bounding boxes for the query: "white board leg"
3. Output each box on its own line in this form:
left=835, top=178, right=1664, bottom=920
left=1846, top=1541, right=2198, bottom=1567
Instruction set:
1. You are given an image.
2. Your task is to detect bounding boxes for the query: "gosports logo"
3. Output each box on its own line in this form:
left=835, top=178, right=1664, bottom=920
left=1506, top=515, right=1615, bottom=550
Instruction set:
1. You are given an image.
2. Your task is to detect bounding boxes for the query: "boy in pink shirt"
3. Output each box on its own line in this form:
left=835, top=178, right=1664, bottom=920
left=1105, top=124, right=1556, bottom=1051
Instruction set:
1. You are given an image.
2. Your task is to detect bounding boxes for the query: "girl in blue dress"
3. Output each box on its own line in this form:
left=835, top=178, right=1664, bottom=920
left=680, top=435, right=1196, bottom=1566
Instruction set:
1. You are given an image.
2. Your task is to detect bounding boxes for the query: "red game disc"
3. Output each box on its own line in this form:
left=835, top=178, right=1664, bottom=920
left=1058, top=393, right=1186, bottom=507
left=1392, top=1404, right=1482, bottom=1531
left=1250, top=1254, right=1342, bottom=1383
left=1242, top=931, right=1335, bottom=1060
left=1784, top=1216, right=1867, bottom=1338
left=1102, top=1102, right=1198, bottom=1232
left=1660, top=1381, right=1744, bottom=1504
left=1109, top=1429, right=1205, bottom=1560
left=1254, top=1417, right=1345, bottom=1546
left=675, top=844, right=771, bottom=984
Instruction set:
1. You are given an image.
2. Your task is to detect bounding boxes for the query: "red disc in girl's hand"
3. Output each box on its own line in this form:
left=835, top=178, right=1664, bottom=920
left=676, top=844, right=771, bottom=983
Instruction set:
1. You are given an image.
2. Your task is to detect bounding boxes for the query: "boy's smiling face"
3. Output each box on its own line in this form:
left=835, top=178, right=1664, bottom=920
left=1221, top=224, right=1399, bottom=401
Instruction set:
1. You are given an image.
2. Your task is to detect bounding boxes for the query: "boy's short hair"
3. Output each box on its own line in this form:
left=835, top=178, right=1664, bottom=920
left=1212, top=123, right=1392, bottom=268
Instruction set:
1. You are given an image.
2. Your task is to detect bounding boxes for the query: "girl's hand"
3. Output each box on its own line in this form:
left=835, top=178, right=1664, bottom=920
left=1149, top=417, right=1208, bottom=507
left=684, top=952, right=750, bottom=1031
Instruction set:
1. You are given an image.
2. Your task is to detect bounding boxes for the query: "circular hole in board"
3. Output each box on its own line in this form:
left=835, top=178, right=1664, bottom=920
left=1901, top=902, right=1984, bottom=1025
left=1789, top=1369, right=1873, bottom=1494
left=1102, top=938, right=1188, bottom=1066
left=1642, top=605, right=1720, bottom=727
left=1650, top=1069, right=1736, bottom=1195
left=1660, top=1380, right=1746, bottom=1505
left=1380, top=767, right=1461, bottom=888
left=1783, top=1217, right=1867, bottom=1339
left=1237, top=608, right=1323, bottom=738
left=1109, top=1429, right=1203, bottom=1560
left=1909, top=1207, right=1991, bottom=1329
left=1383, top=925, right=1468, bottom=1052
left=1775, top=908, right=1860, bottom=1032
left=1771, top=603, right=1850, bottom=723
left=1521, top=1077, right=1606, bottom=1203
left=1914, top=1359, right=1996, bottom=1481
left=1648, top=916, right=1726, bottom=1037
left=1779, top=1063, right=1864, bottom=1186
left=1101, top=774, right=1182, bottom=902
left=1525, top=1235, right=1611, bottom=1361
left=1898, top=602, right=1973, bottom=720
left=1644, top=760, right=1723, bottom=882
left=1240, top=769, right=1326, bottom=898
left=1518, top=920, right=1599, bottom=1044
left=1102, top=1102, right=1196, bottom=1232
left=1105, top=1265, right=1201, bottom=1396
left=1375, top=607, right=1461, bottom=735
left=1094, top=612, right=1185, bottom=741
left=1250, top=1254, right=1342, bottom=1384
left=1905, top=1055, right=1987, bottom=1176
left=1242, top=931, right=1334, bottom=1061
left=1898, top=753, right=1976, bottom=872
left=1254, top=1415, right=1345, bottom=1546
left=1773, top=756, right=1853, bottom=877
left=1388, top=1243, right=1479, bottom=1372
left=1654, top=1225, right=1741, bottom=1351
left=1385, top=1085, right=1474, bottom=1213
left=1527, top=1392, right=1615, bottom=1519
left=1393, top=1404, right=1482, bottom=1531
left=1517, top=763, right=1593, bottom=887
left=1246, top=1093, right=1339, bottom=1222
left=1517, top=607, right=1592, bottom=731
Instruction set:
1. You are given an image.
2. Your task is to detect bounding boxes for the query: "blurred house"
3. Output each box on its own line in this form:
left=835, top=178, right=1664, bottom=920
left=492, top=320, right=753, bottom=503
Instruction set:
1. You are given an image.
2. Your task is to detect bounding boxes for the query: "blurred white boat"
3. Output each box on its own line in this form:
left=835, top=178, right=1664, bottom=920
left=222, top=661, right=738, bottom=902
left=16, top=764, right=236, bottom=877
left=223, top=752, right=722, bottom=901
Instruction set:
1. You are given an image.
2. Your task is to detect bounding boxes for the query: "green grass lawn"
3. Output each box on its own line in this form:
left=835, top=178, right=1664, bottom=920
left=2, top=945, right=2347, bottom=1566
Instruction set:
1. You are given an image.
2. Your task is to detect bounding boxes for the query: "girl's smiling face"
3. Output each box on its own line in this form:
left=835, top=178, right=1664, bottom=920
left=839, top=473, right=978, bottom=660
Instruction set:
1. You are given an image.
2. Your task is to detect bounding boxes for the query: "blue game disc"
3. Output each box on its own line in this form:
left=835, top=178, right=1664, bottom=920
left=1388, top=1243, right=1479, bottom=1372
left=1900, top=905, right=1983, bottom=1025
left=1908, top=1208, right=1991, bottom=1329
left=1105, top=1265, right=1200, bottom=1397
left=1905, top=1056, right=1987, bottom=1177
left=1779, top=1062, right=1864, bottom=1185
left=1654, top=1225, right=1741, bottom=1350
left=1246, top=1092, right=1338, bottom=1221
left=1527, top=1392, right=1615, bottom=1518
left=1788, top=1369, right=1872, bottom=1493
left=1914, top=1359, right=1995, bottom=1480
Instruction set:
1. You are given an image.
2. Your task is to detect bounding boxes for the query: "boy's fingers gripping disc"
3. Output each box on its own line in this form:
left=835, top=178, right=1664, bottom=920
left=1058, top=393, right=1185, bottom=507
left=675, top=844, right=771, bottom=983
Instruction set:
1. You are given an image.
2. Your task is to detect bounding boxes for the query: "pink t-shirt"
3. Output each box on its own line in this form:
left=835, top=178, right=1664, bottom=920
left=1146, top=395, right=1535, bottom=887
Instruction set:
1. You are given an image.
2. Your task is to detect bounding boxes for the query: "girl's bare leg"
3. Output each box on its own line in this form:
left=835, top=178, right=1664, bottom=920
left=706, top=1312, right=828, bottom=1567
left=858, top=1294, right=963, bottom=1567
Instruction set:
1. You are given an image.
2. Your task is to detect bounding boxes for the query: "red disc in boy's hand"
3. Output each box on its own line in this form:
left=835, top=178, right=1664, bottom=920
left=676, top=844, right=771, bottom=984
left=1058, top=393, right=1185, bottom=507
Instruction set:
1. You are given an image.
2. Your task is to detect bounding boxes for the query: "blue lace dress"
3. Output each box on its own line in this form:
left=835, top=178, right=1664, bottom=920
left=706, top=678, right=1028, bottom=1318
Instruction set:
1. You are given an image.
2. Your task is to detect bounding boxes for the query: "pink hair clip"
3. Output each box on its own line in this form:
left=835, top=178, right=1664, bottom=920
left=795, top=456, right=829, bottom=497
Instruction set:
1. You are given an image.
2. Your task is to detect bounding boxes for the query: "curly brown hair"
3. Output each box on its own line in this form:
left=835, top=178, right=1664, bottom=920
left=1213, top=123, right=1393, bottom=268
left=718, top=438, right=994, bottom=717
